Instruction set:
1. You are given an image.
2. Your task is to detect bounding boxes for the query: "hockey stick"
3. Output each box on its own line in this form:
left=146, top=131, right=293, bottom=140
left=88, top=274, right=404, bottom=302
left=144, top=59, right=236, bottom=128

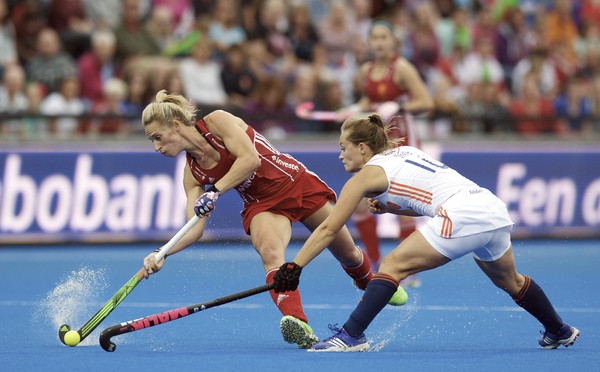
left=295, top=101, right=400, bottom=122
left=99, top=283, right=274, bottom=352
left=58, top=215, right=201, bottom=347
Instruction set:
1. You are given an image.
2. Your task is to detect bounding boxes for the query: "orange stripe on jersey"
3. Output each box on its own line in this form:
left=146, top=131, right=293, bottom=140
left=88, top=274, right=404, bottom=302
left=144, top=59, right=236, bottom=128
left=389, top=182, right=432, bottom=204
left=437, top=207, right=453, bottom=238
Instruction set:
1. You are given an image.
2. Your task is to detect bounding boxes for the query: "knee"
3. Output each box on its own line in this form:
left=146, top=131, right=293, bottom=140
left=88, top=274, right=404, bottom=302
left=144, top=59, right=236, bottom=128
left=494, top=273, right=525, bottom=296
left=255, top=244, right=283, bottom=268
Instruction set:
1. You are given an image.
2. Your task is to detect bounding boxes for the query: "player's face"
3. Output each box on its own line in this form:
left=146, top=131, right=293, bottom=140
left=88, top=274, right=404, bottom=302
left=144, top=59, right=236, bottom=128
left=145, top=120, right=182, bottom=157
left=339, top=132, right=363, bottom=173
left=369, top=25, right=396, bottom=58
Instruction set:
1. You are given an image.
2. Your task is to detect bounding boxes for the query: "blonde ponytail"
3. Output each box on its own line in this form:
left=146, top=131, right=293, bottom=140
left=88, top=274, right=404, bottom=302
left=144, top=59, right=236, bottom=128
left=142, top=90, right=197, bottom=127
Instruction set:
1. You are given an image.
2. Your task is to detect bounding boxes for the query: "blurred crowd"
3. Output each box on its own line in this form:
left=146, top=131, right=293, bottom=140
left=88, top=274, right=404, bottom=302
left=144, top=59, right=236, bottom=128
left=1, top=0, right=600, bottom=141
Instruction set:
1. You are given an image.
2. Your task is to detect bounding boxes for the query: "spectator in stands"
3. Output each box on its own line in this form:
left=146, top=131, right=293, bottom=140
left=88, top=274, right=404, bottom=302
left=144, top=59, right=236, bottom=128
left=511, top=45, right=557, bottom=98
left=220, top=43, right=257, bottom=108
left=179, top=36, right=227, bottom=106
left=0, top=0, right=17, bottom=77
left=544, top=0, right=577, bottom=66
left=495, top=8, right=531, bottom=89
left=11, top=0, right=47, bottom=65
left=89, top=77, right=129, bottom=135
left=26, top=28, right=78, bottom=93
left=455, top=35, right=504, bottom=89
left=208, top=0, right=247, bottom=61
left=47, top=0, right=94, bottom=59
left=350, top=0, right=373, bottom=42
left=81, top=0, right=122, bottom=29
left=163, top=66, right=185, bottom=96
left=113, top=0, right=161, bottom=62
left=244, top=75, right=292, bottom=139
left=286, top=2, right=324, bottom=66
left=78, top=29, right=120, bottom=107
left=287, top=65, right=318, bottom=109
left=0, top=63, right=28, bottom=138
left=24, top=82, right=45, bottom=138
left=253, top=0, right=290, bottom=60
left=435, top=6, right=470, bottom=59
left=408, top=2, right=441, bottom=79
left=152, top=0, right=194, bottom=34
left=316, top=0, right=356, bottom=69
left=122, top=69, right=152, bottom=118
left=145, top=5, right=178, bottom=53
left=39, top=75, right=85, bottom=139
left=554, top=70, right=594, bottom=135
left=286, top=65, right=320, bottom=132
left=471, top=4, right=498, bottom=46
left=509, top=71, right=564, bottom=136
left=454, top=81, right=486, bottom=133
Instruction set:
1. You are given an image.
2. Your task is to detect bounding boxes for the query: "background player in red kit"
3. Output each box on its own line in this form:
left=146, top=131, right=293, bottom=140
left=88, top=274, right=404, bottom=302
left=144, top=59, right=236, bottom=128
left=342, top=20, right=433, bottom=285
left=140, top=90, right=408, bottom=349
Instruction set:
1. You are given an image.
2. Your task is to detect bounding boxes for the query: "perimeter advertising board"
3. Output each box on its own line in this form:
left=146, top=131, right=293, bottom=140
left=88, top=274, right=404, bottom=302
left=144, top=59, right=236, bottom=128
left=0, top=146, right=598, bottom=243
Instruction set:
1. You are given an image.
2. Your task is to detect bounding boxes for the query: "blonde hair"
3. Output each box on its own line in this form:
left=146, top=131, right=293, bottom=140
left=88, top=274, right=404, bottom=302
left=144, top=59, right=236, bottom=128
left=141, top=90, right=197, bottom=127
left=341, top=114, right=401, bottom=154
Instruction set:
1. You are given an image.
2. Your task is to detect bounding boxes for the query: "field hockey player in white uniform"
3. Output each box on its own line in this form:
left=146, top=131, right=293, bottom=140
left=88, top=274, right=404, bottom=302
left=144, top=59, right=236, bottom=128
left=273, top=113, right=580, bottom=352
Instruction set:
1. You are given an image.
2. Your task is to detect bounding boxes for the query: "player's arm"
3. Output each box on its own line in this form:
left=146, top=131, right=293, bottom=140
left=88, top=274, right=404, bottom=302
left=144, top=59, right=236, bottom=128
left=143, top=164, right=208, bottom=276
left=292, top=165, right=388, bottom=267
left=368, top=198, right=422, bottom=216
left=203, top=110, right=260, bottom=193
left=394, top=59, right=434, bottom=114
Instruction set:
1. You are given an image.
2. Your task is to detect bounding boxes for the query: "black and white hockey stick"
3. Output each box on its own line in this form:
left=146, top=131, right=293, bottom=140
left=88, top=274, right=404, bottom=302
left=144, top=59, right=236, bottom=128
left=99, top=283, right=274, bottom=352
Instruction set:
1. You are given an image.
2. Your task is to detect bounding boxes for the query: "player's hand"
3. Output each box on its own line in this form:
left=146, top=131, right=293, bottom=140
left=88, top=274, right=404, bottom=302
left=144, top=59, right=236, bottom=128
left=194, top=189, right=220, bottom=216
left=273, top=262, right=303, bottom=292
left=143, top=249, right=166, bottom=278
left=368, top=198, right=390, bottom=214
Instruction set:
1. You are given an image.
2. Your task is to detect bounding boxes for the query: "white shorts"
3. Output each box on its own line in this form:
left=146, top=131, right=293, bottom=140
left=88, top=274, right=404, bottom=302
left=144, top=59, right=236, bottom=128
left=419, top=224, right=513, bottom=261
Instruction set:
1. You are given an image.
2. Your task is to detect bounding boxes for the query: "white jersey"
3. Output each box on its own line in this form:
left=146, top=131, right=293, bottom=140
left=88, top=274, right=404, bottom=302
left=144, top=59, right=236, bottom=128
left=366, top=146, right=514, bottom=238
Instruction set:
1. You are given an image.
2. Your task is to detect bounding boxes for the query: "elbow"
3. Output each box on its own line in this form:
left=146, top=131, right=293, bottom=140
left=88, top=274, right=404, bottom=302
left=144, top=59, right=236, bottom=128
left=249, top=153, right=261, bottom=172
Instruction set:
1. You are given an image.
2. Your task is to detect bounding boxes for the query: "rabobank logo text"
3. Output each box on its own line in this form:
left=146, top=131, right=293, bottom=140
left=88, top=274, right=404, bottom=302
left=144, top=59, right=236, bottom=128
left=0, top=153, right=187, bottom=235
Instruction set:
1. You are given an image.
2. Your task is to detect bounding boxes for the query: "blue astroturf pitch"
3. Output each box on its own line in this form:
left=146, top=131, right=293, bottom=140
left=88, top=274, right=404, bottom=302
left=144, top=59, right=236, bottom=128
left=1, top=239, right=598, bottom=372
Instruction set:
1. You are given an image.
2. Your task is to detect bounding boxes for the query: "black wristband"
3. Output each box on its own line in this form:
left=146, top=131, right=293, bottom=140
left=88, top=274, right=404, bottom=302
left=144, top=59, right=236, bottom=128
left=207, top=185, right=220, bottom=193
left=154, top=248, right=167, bottom=259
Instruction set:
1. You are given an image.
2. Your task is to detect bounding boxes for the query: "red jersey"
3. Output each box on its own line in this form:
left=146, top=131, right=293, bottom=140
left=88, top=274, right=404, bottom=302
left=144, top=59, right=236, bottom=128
left=186, top=119, right=336, bottom=235
left=363, top=57, right=420, bottom=147
left=363, top=56, right=408, bottom=103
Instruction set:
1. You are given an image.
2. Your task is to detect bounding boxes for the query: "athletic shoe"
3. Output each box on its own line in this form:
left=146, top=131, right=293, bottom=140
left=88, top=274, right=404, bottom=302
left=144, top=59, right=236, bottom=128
left=280, top=315, right=319, bottom=349
left=400, top=274, right=422, bottom=289
left=539, top=324, right=580, bottom=349
left=308, top=325, right=369, bottom=352
left=388, top=285, right=408, bottom=306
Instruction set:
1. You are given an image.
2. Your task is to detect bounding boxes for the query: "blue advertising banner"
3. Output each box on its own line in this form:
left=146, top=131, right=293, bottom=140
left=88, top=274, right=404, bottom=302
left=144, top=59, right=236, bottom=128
left=1, top=145, right=598, bottom=243
left=0, top=150, right=350, bottom=243
left=440, top=147, right=600, bottom=238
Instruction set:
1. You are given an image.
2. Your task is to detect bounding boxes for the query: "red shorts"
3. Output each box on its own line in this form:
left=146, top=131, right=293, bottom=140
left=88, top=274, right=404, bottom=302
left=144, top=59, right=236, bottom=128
left=241, top=171, right=336, bottom=234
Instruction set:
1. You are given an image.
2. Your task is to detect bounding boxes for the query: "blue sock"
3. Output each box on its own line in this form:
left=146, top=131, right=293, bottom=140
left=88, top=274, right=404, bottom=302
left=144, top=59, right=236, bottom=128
left=513, top=275, right=563, bottom=333
left=344, top=274, right=399, bottom=338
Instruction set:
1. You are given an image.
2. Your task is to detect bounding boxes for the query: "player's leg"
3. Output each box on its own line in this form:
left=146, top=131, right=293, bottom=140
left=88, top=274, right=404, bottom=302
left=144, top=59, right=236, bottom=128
left=302, top=202, right=407, bottom=306
left=250, top=211, right=318, bottom=348
left=311, top=231, right=449, bottom=351
left=301, top=202, right=370, bottom=287
left=474, top=229, right=579, bottom=349
left=351, top=198, right=381, bottom=270
left=398, top=215, right=421, bottom=288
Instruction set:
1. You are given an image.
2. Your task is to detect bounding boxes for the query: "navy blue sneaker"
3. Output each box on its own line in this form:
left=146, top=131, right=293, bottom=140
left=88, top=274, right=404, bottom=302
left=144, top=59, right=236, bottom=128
left=308, top=325, right=369, bottom=352
left=539, top=324, right=580, bottom=349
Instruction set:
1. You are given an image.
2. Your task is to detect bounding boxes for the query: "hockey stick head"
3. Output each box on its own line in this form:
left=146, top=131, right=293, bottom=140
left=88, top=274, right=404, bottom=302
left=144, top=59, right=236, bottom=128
left=295, top=101, right=315, bottom=119
left=58, top=324, right=71, bottom=346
